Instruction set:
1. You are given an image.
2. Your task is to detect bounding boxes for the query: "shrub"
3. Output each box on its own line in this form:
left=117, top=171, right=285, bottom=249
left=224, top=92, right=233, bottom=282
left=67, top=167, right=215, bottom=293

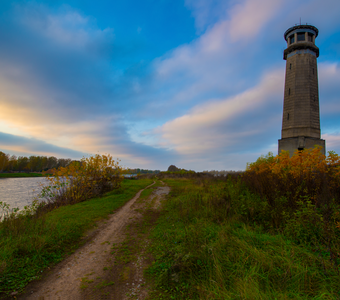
left=243, top=146, right=340, bottom=273
left=39, top=154, right=123, bottom=209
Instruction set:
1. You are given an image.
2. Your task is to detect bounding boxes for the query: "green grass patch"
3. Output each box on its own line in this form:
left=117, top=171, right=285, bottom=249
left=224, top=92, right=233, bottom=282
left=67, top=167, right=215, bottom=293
left=0, top=173, right=46, bottom=178
left=146, top=177, right=340, bottom=299
left=0, top=178, right=153, bottom=296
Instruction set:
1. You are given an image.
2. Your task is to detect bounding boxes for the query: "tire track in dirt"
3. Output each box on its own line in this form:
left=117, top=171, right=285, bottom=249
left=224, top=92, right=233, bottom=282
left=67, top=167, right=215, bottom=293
left=18, top=181, right=170, bottom=300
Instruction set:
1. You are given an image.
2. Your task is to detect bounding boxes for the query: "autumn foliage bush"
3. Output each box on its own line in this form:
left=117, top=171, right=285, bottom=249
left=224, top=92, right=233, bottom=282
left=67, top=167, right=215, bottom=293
left=40, top=154, right=123, bottom=209
left=241, top=146, right=340, bottom=273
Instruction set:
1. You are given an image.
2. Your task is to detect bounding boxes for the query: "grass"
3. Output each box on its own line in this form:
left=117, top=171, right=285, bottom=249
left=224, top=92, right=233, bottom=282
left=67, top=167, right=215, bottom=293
left=0, top=173, right=46, bottom=178
left=146, top=177, right=340, bottom=299
left=3, top=155, right=340, bottom=299
left=0, top=178, right=153, bottom=296
left=94, top=280, right=115, bottom=290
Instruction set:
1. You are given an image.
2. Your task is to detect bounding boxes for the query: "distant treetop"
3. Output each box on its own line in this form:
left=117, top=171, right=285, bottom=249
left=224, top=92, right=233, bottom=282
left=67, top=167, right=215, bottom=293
left=167, top=165, right=180, bottom=172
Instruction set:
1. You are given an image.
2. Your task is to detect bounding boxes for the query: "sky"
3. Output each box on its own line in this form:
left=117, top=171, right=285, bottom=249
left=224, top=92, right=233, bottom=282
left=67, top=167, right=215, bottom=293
left=0, top=0, right=339, bottom=171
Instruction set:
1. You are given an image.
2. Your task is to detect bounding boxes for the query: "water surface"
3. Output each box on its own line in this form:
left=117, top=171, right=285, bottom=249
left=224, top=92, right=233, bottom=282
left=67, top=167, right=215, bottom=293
left=0, top=177, right=48, bottom=210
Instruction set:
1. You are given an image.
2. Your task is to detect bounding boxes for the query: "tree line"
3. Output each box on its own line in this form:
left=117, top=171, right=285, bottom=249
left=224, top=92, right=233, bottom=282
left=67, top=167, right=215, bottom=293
left=202, top=170, right=243, bottom=176
left=0, top=151, right=74, bottom=173
left=125, top=168, right=161, bottom=174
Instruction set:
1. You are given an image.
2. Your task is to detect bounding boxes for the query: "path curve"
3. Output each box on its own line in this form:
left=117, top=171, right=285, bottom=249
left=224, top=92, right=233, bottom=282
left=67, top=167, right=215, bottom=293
left=19, top=181, right=162, bottom=300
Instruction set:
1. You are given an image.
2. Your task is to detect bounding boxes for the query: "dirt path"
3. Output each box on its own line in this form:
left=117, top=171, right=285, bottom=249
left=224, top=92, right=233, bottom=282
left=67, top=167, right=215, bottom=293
left=18, top=181, right=170, bottom=300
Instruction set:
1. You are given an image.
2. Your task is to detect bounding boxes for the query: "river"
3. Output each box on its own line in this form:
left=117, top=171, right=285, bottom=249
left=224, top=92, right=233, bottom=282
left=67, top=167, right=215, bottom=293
left=0, top=177, right=49, bottom=211
left=0, top=175, right=135, bottom=212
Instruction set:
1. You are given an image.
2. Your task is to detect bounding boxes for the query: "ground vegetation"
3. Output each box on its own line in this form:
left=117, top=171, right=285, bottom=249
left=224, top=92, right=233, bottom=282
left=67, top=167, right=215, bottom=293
left=0, top=175, right=153, bottom=296
left=146, top=147, right=340, bottom=299
left=0, top=154, right=146, bottom=296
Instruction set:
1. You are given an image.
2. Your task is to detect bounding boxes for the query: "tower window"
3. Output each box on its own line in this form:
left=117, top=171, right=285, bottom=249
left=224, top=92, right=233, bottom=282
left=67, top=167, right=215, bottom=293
left=288, top=88, right=291, bottom=95
left=308, top=33, right=313, bottom=42
left=287, top=113, right=289, bottom=120
left=297, top=33, right=305, bottom=41
left=290, top=63, right=292, bottom=70
left=289, top=35, right=295, bottom=43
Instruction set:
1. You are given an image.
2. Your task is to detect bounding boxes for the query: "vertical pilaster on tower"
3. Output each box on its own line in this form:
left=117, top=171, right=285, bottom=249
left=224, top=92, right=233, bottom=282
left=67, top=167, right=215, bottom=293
left=278, top=24, right=325, bottom=156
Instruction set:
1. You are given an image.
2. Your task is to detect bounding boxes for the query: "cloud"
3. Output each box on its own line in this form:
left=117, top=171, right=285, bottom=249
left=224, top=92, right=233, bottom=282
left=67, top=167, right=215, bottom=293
left=287, top=0, right=340, bottom=33
left=318, top=62, right=340, bottom=136
left=322, top=133, right=340, bottom=154
left=185, top=0, right=284, bottom=38
left=0, top=0, right=339, bottom=172
left=133, top=0, right=340, bottom=171
left=16, top=3, right=115, bottom=50
left=0, top=3, right=157, bottom=167
left=184, top=0, right=230, bottom=32
left=0, top=131, right=87, bottom=159
left=155, top=69, right=283, bottom=156
left=319, top=62, right=340, bottom=114
left=227, top=0, right=284, bottom=42
left=142, top=0, right=288, bottom=122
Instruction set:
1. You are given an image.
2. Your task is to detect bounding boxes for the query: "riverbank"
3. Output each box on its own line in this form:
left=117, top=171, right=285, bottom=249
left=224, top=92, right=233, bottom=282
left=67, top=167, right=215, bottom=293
left=2, top=149, right=340, bottom=298
left=0, top=173, right=45, bottom=178
left=0, top=178, right=154, bottom=297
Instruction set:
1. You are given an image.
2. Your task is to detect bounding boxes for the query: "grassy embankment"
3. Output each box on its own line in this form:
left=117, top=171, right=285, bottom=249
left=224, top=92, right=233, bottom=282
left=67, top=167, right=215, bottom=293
left=0, top=173, right=45, bottom=178
left=0, top=178, right=153, bottom=296
left=146, top=148, right=340, bottom=299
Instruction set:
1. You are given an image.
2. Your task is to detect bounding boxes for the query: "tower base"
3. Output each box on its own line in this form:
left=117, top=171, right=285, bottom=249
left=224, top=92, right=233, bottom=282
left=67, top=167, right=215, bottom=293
left=278, top=137, right=325, bottom=157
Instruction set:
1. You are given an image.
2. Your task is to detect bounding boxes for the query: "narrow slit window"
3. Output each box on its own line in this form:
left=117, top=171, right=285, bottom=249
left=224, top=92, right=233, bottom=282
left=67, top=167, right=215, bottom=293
left=287, top=113, right=289, bottom=120
left=288, top=88, right=291, bottom=95
left=290, top=64, right=292, bottom=70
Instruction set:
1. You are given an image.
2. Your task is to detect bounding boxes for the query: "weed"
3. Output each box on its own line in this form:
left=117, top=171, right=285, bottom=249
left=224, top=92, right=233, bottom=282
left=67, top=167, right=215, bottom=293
left=146, top=172, right=340, bottom=299
left=80, top=276, right=94, bottom=290
left=94, top=280, right=114, bottom=290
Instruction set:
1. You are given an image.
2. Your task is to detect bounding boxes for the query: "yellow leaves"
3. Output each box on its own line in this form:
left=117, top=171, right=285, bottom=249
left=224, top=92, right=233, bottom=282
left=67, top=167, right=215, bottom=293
left=42, top=154, right=123, bottom=203
left=247, top=146, right=339, bottom=182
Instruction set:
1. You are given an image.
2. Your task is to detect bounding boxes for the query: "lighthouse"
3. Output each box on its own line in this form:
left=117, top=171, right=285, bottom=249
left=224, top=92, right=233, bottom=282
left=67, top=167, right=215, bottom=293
left=278, top=24, right=325, bottom=155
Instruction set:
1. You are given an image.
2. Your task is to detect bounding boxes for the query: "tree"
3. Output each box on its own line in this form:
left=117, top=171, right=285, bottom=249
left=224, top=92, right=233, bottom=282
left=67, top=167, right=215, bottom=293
left=47, top=156, right=58, bottom=170
left=57, top=158, right=72, bottom=168
left=0, top=152, right=9, bottom=172
left=17, top=156, right=29, bottom=172
left=167, top=165, right=179, bottom=172
left=28, top=156, right=40, bottom=172
left=6, top=155, right=17, bottom=171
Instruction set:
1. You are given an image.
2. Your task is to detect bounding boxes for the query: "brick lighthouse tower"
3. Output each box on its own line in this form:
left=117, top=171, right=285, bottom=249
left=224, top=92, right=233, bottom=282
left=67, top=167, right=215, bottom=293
left=278, top=24, right=325, bottom=155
